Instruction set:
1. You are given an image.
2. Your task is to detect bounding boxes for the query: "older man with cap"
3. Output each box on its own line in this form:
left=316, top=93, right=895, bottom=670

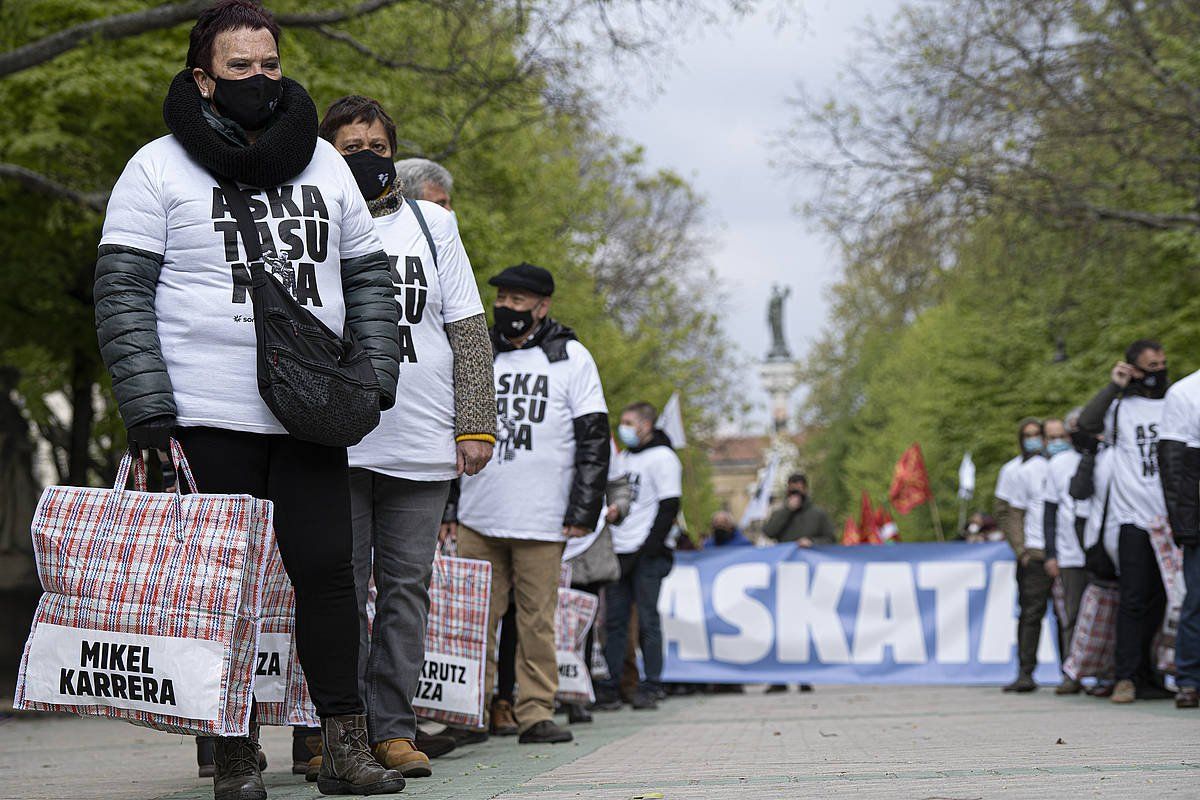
left=452, top=263, right=611, bottom=744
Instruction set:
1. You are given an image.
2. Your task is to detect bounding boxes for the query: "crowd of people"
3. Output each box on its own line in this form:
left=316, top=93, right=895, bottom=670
left=990, top=338, right=1200, bottom=708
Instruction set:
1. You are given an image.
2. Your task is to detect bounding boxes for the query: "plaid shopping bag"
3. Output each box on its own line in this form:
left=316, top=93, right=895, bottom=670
left=15, top=441, right=273, bottom=736
left=555, top=588, right=598, bottom=705
left=1149, top=521, right=1184, bottom=674
left=253, top=545, right=319, bottom=727
left=411, top=553, right=491, bottom=728
left=1062, top=582, right=1119, bottom=681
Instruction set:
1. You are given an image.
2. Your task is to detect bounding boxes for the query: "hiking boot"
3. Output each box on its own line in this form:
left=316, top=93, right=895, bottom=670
left=566, top=703, right=593, bottom=724
left=1002, top=674, right=1036, bottom=693
left=1055, top=677, right=1082, bottom=695
left=1111, top=679, right=1136, bottom=704
left=631, top=688, right=659, bottom=710
left=293, top=726, right=322, bottom=775
left=213, top=732, right=266, bottom=800
left=445, top=726, right=489, bottom=746
left=199, top=736, right=265, bottom=779
left=1176, top=687, right=1199, bottom=708
left=317, top=714, right=406, bottom=796
left=490, top=698, right=519, bottom=736
left=414, top=729, right=456, bottom=759
left=590, top=685, right=623, bottom=711
left=373, top=738, right=431, bottom=779
left=306, top=755, right=321, bottom=783
left=518, top=720, right=573, bottom=744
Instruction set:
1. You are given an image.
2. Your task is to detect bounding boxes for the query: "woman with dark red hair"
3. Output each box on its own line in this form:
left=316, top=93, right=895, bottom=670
left=94, top=1, right=404, bottom=797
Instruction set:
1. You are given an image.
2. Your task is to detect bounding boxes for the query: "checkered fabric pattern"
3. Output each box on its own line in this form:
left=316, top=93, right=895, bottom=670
left=555, top=588, right=598, bottom=704
left=1062, top=582, right=1119, bottom=680
left=1149, top=521, right=1183, bottom=674
left=253, top=545, right=320, bottom=727
left=413, top=554, right=492, bottom=728
left=15, top=443, right=274, bottom=736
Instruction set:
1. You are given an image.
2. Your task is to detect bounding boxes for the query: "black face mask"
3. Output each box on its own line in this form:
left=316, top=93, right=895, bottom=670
left=344, top=150, right=396, bottom=200
left=713, top=526, right=735, bottom=544
left=1070, top=428, right=1099, bottom=454
left=211, top=73, right=281, bottom=131
left=1136, top=367, right=1169, bottom=399
left=494, top=305, right=536, bottom=339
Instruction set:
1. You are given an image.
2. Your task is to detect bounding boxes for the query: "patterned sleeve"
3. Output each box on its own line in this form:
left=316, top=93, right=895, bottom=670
left=445, top=313, right=496, bottom=441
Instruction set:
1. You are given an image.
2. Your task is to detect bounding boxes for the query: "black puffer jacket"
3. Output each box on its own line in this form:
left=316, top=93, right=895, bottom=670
left=491, top=318, right=610, bottom=529
left=95, top=71, right=399, bottom=429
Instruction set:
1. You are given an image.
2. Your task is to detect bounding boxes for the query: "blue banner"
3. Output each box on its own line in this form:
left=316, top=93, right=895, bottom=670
left=659, top=542, right=1061, bottom=685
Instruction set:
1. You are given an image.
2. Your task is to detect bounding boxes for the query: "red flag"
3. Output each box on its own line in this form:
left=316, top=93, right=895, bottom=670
left=841, top=516, right=861, bottom=546
left=889, top=443, right=933, bottom=514
left=876, top=505, right=900, bottom=542
left=859, top=491, right=882, bottom=544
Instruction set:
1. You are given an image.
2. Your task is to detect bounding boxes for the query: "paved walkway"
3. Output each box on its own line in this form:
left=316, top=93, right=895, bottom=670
left=3, top=686, right=1199, bottom=800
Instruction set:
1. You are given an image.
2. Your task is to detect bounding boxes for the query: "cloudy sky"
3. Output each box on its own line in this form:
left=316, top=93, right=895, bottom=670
left=608, top=0, right=902, bottom=432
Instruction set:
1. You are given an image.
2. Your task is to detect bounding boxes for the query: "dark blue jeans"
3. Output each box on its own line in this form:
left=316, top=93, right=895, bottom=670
left=600, top=552, right=673, bottom=692
left=1177, top=545, right=1200, bottom=689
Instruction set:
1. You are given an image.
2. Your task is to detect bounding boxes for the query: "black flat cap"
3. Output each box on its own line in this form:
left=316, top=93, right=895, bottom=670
left=488, top=262, right=555, bottom=296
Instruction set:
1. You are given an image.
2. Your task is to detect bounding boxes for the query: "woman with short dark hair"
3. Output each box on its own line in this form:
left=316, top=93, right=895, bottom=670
left=94, top=2, right=404, bottom=797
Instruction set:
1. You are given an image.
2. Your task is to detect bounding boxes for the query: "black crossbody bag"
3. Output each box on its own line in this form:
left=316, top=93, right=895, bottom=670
left=1084, top=399, right=1120, bottom=581
left=213, top=173, right=381, bottom=447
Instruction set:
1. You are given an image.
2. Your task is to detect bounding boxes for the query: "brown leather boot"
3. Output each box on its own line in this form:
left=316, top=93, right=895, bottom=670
left=490, top=698, right=519, bottom=736
left=317, top=714, right=406, bottom=795
left=1111, top=679, right=1136, bottom=704
left=212, top=729, right=266, bottom=800
left=373, top=738, right=432, bottom=778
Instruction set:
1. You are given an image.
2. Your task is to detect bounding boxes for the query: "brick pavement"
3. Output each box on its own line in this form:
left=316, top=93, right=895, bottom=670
left=2, top=686, right=1198, bottom=800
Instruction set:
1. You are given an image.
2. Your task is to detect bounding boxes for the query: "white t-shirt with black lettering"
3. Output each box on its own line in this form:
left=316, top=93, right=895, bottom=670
left=1043, top=449, right=1086, bottom=568
left=1160, top=370, right=1200, bottom=448
left=994, top=455, right=1024, bottom=505
left=348, top=201, right=483, bottom=480
left=609, top=443, right=683, bottom=555
left=1010, top=455, right=1047, bottom=551
left=458, top=338, right=608, bottom=541
left=100, top=135, right=382, bottom=434
left=1104, top=396, right=1166, bottom=530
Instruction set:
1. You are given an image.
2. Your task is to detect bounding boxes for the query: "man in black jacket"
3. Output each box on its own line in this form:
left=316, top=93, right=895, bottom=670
left=455, top=263, right=610, bottom=744
left=762, top=473, right=835, bottom=546
left=593, top=402, right=684, bottom=711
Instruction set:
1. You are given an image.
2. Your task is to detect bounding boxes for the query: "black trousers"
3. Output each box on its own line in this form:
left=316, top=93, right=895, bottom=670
left=1115, top=524, right=1167, bottom=685
left=1016, top=555, right=1053, bottom=676
left=176, top=426, right=362, bottom=717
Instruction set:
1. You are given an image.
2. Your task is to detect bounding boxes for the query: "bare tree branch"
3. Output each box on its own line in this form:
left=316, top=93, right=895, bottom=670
left=311, top=25, right=463, bottom=76
left=0, top=163, right=107, bottom=212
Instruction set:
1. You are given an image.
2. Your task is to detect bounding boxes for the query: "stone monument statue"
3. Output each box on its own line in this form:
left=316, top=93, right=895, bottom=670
left=767, top=284, right=792, bottom=360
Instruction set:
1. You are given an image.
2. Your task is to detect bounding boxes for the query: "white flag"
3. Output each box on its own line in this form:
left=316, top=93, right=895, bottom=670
left=957, top=452, right=976, bottom=500
left=658, top=392, right=687, bottom=449
left=740, top=456, right=779, bottom=528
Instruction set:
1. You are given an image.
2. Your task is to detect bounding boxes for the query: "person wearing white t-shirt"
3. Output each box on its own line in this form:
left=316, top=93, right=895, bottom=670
left=593, top=402, right=683, bottom=711
left=317, top=99, right=497, bottom=778
left=1157, top=368, right=1200, bottom=708
left=995, top=418, right=1043, bottom=555
left=1003, top=419, right=1052, bottom=693
left=1042, top=412, right=1090, bottom=694
left=92, top=5, right=404, bottom=798
left=1076, top=339, right=1171, bottom=704
left=455, top=264, right=611, bottom=745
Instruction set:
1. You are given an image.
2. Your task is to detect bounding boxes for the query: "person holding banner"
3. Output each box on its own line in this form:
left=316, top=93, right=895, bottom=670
left=93, top=2, right=406, bottom=797
left=317, top=101, right=496, bottom=778
left=455, top=263, right=611, bottom=744
left=594, top=402, right=683, bottom=711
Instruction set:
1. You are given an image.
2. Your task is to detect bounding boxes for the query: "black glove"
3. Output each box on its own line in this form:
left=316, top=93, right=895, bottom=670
left=127, top=416, right=175, bottom=451
left=1175, top=530, right=1199, bottom=549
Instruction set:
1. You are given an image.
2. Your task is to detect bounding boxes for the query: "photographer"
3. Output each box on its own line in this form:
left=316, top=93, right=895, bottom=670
left=762, top=473, right=835, bottom=547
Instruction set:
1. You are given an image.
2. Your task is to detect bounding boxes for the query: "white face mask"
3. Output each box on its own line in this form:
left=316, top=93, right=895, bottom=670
left=617, top=424, right=640, bottom=448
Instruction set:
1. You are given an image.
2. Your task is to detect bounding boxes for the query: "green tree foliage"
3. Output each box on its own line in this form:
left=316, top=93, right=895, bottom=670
left=781, top=0, right=1200, bottom=538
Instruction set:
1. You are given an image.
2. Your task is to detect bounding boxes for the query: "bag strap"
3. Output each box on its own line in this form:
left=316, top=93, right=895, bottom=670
left=212, top=172, right=275, bottom=272
left=405, top=197, right=439, bottom=269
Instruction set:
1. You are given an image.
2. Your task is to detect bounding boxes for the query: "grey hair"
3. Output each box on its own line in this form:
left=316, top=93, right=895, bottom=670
left=1065, top=406, right=1084, bottom=431
left=394, top=158, right=454, bottom=201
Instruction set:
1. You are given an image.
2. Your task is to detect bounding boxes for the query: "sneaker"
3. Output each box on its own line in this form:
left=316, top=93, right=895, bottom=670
left=372, top=738, right=431, bottom=779
left=291, top=726, right=320, bottom=775
left=631, top=689, right=658, bottom=710
left=490, top=698, right=519, bottom=736
left=799, top=684, right=815, bottom=693
left=590, top=685, right=623, bottom=711
left=566, top=703, right=593, bottom=724
left=414, top=729, right=457, bottom=759
left=1111, top=679, right=1136, bottom=704
left=1002, top=675, right=1036, bottom=693
left=1176, top=687, right=1199, bottom=708
left=446, top=726, right=489, bottom=747
left=518, top=720, right=573, bottom=744
left=1055, top=677, right=1082, bottom=695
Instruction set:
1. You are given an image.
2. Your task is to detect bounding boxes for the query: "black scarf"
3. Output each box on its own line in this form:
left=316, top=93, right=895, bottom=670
left=162, top=69, right=318, bottom=188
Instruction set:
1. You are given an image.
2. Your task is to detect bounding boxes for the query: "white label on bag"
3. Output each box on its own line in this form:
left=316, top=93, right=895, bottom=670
left=556, top=649, right=593, bottom=701
left=24, top=623, right=226, bottom=720
left=414, top=652, right=480, bottom=717
left=252, top=633, right=290, bottom=703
